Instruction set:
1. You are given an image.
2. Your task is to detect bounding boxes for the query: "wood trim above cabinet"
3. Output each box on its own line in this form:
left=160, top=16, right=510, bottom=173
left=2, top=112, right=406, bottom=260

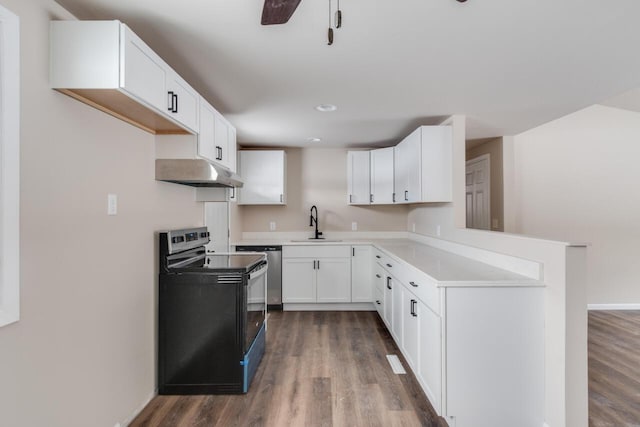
left=57, top=88, right=190, bottom=135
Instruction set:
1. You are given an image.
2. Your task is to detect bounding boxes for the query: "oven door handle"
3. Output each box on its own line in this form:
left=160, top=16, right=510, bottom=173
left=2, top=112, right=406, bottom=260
left=248, top=263, right=268, bottom=281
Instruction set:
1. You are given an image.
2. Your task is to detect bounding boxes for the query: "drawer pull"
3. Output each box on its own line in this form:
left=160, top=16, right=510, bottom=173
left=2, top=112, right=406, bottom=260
left=386, top=277, right=392, bottom=290
left=375, top=274, right=381, bottom=278
left=376, top=300, right=381, bottom=305
left=410, top=281, right=418, bottom=287
left=376, top=255, right=381, bottom=259
left=386, top=263, right=392, bottom=268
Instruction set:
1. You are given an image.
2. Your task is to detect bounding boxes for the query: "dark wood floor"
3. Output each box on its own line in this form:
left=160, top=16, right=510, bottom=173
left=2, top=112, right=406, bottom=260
left=588, top=310, right=640, bottom=427
left=132, top=311, right=447, bottom=427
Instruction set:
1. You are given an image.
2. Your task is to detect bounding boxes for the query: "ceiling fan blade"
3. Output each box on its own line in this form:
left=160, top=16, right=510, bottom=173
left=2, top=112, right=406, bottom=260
left=261, top=0, right=302, bottom=25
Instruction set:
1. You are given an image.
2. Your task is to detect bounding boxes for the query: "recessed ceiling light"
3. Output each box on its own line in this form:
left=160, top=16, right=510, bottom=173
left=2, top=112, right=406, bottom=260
left=307, top=137, right=322, bottom=142
left=315, top=104, right=337, bottom=112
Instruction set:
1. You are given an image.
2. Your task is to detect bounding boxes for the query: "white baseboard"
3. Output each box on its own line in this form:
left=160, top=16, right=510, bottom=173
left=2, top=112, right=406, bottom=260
left=122, top=390, right=156, bottom=426
left=588, top=304, right=640, bottom=310
left=283, top=303, right=375, bottom=311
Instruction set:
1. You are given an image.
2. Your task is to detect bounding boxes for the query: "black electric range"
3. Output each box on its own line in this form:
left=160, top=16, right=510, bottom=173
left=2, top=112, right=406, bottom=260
left=158, top=227, right=267, bottom=394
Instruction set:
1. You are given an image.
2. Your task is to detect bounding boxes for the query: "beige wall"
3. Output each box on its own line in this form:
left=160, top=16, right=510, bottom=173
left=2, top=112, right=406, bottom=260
left=240, top=147, right=408, bottom=232
left=466, top=137, right=504, bottom=231
left=506, top=104, right=640, bottom=305
left=0, top=1, right=203, bottom=426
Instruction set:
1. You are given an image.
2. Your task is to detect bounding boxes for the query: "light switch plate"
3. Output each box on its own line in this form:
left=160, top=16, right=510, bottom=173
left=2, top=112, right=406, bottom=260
left=269, top=221, right=276, bottom=231
left=352, top=222, right=357, bottom=231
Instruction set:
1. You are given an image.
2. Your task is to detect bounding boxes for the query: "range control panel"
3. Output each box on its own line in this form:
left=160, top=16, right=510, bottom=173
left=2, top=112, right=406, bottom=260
left=166, top=227, right=210, bottom=254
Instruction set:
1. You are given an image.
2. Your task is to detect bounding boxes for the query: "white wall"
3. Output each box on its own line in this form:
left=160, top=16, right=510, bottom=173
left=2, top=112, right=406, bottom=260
left=507, top=104, right=640, bottom=305
left=0, top=1, right=202, bottom=426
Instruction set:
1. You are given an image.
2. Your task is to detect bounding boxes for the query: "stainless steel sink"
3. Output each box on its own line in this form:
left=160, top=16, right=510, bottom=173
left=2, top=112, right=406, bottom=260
left=290, top=239, right=343, bottom=243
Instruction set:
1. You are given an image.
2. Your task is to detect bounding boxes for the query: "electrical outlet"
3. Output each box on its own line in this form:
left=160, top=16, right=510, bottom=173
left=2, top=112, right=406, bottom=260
left=107, top=194, right=117, bottom=215
left=352, top=222, right=357, bottom=231
left=269, top=221, right=276, bottom=231
left=436, top=225, right=441, bottom=237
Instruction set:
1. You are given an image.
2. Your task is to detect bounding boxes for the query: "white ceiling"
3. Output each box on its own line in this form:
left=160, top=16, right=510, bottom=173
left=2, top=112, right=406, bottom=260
left=55, top=0, right=640, bottom=147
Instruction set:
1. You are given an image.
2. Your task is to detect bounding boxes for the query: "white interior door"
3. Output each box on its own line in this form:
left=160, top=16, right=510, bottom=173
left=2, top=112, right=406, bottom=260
left=204, top=202, right=229, bottom=252
left=466, top=155, right=490, bottom=230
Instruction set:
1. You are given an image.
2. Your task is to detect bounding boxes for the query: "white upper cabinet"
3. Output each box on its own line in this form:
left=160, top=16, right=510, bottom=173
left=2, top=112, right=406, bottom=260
left=198, top=98, right=237, bottom=172
left=370, top=147, right=395, bottom=204
left=51, top=20, right=199, bottom=135
left=394, top=126, right=452, bottom=204
left=165, top=70, right=199, bottom=133
left=420, top=126, right=453, bottom=202
left=347, top=151, right=371, bottom=205
left=394, top=128, right=422, bottom=203
left=198, top=99, right=218, bottom=163
left=120, top=24, right=167, bottom=113
left=238, top=150, right=286, bottom=205
left=352, top=126, right=452, bottom=205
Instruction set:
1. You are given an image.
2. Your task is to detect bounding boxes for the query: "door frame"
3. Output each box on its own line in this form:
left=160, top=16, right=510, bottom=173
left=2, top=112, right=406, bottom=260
left=465, top=154, right=491, bottom=230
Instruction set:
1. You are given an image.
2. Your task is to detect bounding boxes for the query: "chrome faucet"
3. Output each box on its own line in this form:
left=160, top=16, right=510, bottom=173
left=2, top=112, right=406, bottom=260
left=309, top=205, right=323, bottom=239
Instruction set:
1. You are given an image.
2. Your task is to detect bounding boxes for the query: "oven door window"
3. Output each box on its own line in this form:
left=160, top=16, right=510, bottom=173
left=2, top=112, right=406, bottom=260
left=245, top=263, right=267, bottom=352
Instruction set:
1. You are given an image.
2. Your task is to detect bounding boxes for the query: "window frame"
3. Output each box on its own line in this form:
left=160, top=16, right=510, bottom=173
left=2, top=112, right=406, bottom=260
left=0, top=4, right=20, bottom=328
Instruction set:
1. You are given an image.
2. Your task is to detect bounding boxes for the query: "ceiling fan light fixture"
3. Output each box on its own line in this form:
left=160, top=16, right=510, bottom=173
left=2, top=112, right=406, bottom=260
left=315, top=104, right=337, bottom=112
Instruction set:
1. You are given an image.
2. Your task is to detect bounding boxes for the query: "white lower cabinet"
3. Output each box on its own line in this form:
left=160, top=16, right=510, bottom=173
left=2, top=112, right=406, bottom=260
left=417, top=300, right=442, bottom=415
left=373, top=264, right=385, bottom=317
left=316, top=258, right=351, bottom=303
left=383, top=276, right=393, bottom=329
left=391, top=277, right=403, bottom=343
left=401, top=291, right=419, bottom=371
left=372, top=249, right=543, bottom=427
left=281, top=258, right=316, bottom=303
left=282, top=246, right=351, bottom=303
left=351, top=245, right=373, bottom=302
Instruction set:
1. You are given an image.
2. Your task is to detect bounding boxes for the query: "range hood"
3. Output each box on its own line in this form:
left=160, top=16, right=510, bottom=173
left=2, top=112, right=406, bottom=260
left=155, top=159, right=243, bottom=188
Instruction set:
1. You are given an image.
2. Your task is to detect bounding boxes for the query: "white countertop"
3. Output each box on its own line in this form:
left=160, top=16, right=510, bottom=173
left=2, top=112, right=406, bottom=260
left=232, top=238, right=542, bottom=288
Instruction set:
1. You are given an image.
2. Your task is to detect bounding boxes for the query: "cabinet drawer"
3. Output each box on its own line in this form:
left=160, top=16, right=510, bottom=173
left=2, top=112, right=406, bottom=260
left=373, top=287, right=384, bottom=317
left=400, top=265, right=440, bottom=315
left=283, top=245, right=350, bottom=259
left=373, top=248, right=396, bottom=272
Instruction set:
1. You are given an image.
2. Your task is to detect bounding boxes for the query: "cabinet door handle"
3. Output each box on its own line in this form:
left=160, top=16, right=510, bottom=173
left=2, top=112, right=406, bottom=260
left=280, top=194, right=283, bottom=203
left=230, top=187, right=235, bottom=199
left=411, top=300, right=417, bottom=317
left=410, top=299, right=414, bottom=316
left=405, top=190, right=408, bottom=201
left=410, top=281, right=418, bottom=288
left=386, top=263, right=392, bottom=268
left=313, top=260, right=317, bottom=270
left=167, top=91, right=175, bottom=111
left=386, top=277, right=392, bottom=290
left=317, top=260, right=320, bottom=269
left=370, top=194, right=374, bottom=203
left=376, top=300, right=381, bottom=305
left=392, top=193, right=396, bottom=203
left=375, top=274, right=381, bottom=278
left=349, top=194, right=353, bottom=203
left=376, top=255, right=381, bottom=259
left=173, top=93, right=178, bottom=113
left=352, top=247, right=355, bottom=257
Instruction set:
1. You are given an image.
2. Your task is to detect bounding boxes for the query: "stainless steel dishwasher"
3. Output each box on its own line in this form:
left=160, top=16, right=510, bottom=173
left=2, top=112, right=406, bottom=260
left=235, top=245, right=282, bottom=310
